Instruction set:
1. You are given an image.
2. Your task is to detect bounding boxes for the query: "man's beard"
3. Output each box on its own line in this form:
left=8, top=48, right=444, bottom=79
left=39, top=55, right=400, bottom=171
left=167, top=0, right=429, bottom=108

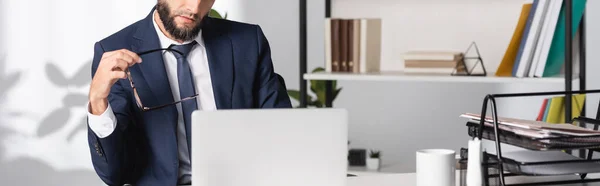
left=156, top=1, right=204, bottom=41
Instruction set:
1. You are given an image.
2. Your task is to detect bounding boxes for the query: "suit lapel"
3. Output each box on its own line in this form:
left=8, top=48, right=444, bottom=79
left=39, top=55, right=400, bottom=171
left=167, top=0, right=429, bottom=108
left=203, top=18, right=234, bottom=109
left=131, top=10, right=178, bottom=118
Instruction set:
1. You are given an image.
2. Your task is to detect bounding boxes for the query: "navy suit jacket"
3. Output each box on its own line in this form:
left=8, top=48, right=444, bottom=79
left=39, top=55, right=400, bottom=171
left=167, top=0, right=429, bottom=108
left=87, top=9, right=292, bottom=186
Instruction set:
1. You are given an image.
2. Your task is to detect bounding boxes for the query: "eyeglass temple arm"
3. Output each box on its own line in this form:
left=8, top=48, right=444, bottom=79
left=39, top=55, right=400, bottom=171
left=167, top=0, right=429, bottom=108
left=136, top=48, right=184, bottom=56
left=143, top=95, right=199, bottom=111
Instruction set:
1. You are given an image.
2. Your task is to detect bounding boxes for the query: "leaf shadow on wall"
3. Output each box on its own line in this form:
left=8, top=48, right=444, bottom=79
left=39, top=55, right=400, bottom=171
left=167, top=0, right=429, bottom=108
left=37, top=62, right=91, bottom=138
left=0, top=158, right=101, bottom=185
left=0, top=57, right=103, bottom=185
left=0, top=54, right=21, bottom=161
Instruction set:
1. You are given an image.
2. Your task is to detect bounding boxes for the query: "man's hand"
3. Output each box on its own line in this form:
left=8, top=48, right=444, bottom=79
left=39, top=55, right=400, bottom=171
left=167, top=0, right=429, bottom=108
left=89, top=49, right=142, bottom=115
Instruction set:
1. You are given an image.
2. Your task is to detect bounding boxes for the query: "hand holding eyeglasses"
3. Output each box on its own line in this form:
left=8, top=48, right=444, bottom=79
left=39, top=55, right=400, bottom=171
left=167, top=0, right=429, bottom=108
left=89, top=49, right=142, bottom=116
left=89, top=48, right=190, bottom=115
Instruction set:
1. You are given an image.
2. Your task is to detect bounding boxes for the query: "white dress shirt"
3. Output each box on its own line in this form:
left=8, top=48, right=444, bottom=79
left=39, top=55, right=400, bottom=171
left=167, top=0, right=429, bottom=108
left=87, top=10, right=217, bottom=184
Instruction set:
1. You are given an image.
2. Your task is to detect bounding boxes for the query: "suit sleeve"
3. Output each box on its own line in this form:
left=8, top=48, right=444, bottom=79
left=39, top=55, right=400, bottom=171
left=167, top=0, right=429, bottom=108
left=87, top=42, right=136, bottom=186
left=254, top=25, right=293, bottom=108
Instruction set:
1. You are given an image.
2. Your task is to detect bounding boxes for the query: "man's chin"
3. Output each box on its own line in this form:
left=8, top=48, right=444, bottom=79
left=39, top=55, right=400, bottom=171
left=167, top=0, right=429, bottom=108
left=174, top=22, right=199, bottom=30
left=174, top=26, right=196, bottom=33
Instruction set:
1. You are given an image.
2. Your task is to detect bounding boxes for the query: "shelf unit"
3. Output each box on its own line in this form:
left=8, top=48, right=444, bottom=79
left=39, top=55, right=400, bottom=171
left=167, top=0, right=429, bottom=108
left=304, top=71, right=580, bottom=84
left=298, top=1, right=591, bottom=184
left=298, top=0, right=587, bottom=122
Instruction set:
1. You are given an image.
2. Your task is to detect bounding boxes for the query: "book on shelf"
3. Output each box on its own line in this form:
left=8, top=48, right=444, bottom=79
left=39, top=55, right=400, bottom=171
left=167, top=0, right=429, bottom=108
left=403, top=51, right=463, bottom=61
left=340, top=20, right=349, bottom=72
left=545, top=95, right=564, bottom=123
left=324, top=18, right=381, bottom=73
left=536, top=98, right=548, bottom=121
left=496, top=2, right=533, bottom=77
left=325, top=19, right=339, bottom=72
left=402, top=51, right=466, bottom=74
left=529, top=0, right=562, bottom=78
left=542, top=98, right=551, bottom=122
left=351, top=19, right=360, bottom=73
left=404, top=60, right=461, bottom=68
left=496, top=0, right=586, bottom=78
left=537, top=94, right=585, bottom=124
left=539, top=0, right=586, bottom=77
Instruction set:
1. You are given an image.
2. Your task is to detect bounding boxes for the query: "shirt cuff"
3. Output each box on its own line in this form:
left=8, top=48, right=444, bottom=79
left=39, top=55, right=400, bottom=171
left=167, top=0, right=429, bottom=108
left=87, top=101, right=117, bottom=138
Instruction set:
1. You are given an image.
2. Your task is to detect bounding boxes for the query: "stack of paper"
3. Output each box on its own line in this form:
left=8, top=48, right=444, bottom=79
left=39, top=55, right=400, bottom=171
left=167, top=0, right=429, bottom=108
left=461, top=113, right=600, bottom=138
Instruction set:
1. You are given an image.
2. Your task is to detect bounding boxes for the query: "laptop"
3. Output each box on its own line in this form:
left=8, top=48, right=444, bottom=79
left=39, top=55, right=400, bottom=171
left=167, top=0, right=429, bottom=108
left=191, top=108, right=348, bottom=186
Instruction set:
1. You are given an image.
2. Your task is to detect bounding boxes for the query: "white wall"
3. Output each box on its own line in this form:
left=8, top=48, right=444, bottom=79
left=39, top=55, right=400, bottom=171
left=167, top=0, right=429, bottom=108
left=0, top=0, right=156, bottom=185
left=583, top=0, right=600, bottom=160
left=0, top=0, right=4, bottom=55
left=586, top=1, right=600, bottom=123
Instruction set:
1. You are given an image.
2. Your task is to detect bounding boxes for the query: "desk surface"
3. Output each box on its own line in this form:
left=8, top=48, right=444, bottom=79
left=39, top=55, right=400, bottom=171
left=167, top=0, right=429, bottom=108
left=347, top=171, right=600, bottom=186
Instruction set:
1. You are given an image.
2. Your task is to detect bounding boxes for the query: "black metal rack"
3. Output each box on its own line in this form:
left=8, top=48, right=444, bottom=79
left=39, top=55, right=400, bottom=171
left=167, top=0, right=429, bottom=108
left=473, top=89, right=600, bottom=186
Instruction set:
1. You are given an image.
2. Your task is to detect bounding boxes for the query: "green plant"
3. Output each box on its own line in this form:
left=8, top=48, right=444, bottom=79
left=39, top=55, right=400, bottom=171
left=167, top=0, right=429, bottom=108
left=287, top=67, right=342, bottom=107
left=369, top=150, right=381, bottom=159
left=209, top=9, right=228, bottom=19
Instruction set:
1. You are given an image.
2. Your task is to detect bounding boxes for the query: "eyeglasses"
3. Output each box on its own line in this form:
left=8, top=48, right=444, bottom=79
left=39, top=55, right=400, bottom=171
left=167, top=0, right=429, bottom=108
left=125, top=48, right=199, bottom=112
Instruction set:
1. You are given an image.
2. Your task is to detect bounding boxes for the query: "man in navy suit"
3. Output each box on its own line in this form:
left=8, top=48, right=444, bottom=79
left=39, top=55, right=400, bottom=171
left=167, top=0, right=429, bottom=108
left=86, top=0, right=292, bottom=185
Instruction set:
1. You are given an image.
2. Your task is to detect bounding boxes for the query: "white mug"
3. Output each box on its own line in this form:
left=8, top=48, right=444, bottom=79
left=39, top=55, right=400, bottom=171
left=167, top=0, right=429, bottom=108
left=416, top=149, right=456, bottom=186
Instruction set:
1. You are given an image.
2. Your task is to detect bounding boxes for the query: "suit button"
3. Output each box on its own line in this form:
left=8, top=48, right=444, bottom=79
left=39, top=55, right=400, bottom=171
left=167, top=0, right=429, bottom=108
left=94, top=143, right=98, bottom=148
